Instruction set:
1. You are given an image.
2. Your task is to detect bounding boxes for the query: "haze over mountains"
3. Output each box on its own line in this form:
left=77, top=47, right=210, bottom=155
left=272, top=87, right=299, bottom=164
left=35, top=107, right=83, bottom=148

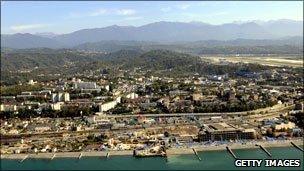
left=1, top=19, right=303, bottom=49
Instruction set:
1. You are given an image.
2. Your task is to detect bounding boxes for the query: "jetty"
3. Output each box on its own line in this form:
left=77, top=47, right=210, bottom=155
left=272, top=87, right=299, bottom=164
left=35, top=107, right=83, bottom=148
left=256, top=144, right=272, bottom=157
left=78, top=153, right=82, bottom=159
left=291, top=142, right=304, bottom=152
left=192, top=148, right=201, bottom=161
left=226, top=146, right=237, bottom=159
left=19, top=155, right=28, bottom=163
left=51, top=153, right=56, bottom=160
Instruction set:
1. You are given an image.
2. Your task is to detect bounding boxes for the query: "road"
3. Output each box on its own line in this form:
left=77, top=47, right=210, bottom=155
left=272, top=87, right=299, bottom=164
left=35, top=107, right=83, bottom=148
left=106, top=103, right=293, bottom=118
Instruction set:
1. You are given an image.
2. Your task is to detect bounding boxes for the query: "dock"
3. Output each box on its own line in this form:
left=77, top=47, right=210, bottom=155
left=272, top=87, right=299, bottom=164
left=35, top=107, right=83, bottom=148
left=78, top=153, right=82, bottom=159
left=226, top=146, right=237, bottom=159
left=50, top=153, right=56, bottom=160
left=291, top=142, right=304, bottom=152
left=19, top=155, right=28, bottom=163
left=192, top=148, right=202, bottom=161
left=256, top=144, right=272, bottom=157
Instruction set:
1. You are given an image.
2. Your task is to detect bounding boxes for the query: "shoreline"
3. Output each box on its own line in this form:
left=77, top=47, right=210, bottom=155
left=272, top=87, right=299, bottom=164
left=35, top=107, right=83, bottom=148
left=166, top=139, right=303, bottom=155
left=1, top=139, right=303, bottom=160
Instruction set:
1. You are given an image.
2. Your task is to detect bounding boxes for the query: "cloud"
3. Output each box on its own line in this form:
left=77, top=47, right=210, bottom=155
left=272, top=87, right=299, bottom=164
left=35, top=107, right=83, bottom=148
left=116, top=9, right=136, bottom=16
left=66, top=8, right=136, bottom=19
left=161, top=7, right=171, bottom=12
left=89, top=9, right=107, bottom=17
left=10, top=24, right=49, bottom=32
left=177, top=4, right=191, bottom=10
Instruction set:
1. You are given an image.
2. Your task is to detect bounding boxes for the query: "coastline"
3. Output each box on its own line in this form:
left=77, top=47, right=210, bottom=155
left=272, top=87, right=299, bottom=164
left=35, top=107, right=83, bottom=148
left=166, top=139, right=303, bottom=155
left=1, top=139, right=303, bottom=160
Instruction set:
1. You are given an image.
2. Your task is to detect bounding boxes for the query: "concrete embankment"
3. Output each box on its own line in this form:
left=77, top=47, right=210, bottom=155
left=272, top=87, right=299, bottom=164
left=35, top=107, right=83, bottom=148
left=167, top=139, right=303, bottom=155
left=1, top=139, right=302, bottom=159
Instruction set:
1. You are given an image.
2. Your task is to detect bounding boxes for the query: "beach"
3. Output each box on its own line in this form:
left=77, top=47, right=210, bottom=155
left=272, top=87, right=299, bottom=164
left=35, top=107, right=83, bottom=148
left=1, top=138, right=303, bottom=160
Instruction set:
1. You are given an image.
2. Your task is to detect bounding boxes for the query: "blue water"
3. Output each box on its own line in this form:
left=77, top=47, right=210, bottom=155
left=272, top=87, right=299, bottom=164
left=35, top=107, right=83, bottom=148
left=1, top=147, right=303, bottom=170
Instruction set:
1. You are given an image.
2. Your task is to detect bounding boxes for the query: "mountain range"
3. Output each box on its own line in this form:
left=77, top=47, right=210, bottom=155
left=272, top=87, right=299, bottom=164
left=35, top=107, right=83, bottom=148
left=1, top=20, right=303, bottom=49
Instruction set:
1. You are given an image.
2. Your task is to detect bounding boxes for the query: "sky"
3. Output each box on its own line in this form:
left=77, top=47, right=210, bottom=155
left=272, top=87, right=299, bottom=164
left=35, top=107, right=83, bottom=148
left=1, top=1, right=303, bottom=34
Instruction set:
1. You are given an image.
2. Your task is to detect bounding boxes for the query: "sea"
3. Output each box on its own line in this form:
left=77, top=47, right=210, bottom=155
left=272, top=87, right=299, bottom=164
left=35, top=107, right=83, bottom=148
left=1, top=147, right=303, bottom=170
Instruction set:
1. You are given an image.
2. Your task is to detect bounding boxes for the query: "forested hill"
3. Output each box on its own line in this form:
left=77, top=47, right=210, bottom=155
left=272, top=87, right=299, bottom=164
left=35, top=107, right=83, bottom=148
left=0, top=48, right=286, bottom=73
left=72, top=38, right=303, bottom=55
left=1, top=49, right=105, bottom=71
left=1, top=49, right=195, bottom=72
left=121, top=50, right=201, bottom=71
left=122, top=50, right=270, bottom=75
left=1, top=48, right=276, bottom=85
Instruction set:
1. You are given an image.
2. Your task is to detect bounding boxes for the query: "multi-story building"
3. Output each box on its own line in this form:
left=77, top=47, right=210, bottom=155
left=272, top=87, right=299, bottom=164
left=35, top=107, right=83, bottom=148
left=51, top=92, right=70, bottom=102
left=198, top=123, right=256, bottom=141
left=0, top=104, right=17, bottom=112
left=98, top=97, right=121, bottom=112
left=74, top=82, right=97, bottom=90
left=273, top=121, right=296, bottom=131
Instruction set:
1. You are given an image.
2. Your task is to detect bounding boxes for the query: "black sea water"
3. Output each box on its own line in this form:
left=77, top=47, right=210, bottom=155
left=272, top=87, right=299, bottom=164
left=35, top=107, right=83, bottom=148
left=1, top=147, right=303, bottom=170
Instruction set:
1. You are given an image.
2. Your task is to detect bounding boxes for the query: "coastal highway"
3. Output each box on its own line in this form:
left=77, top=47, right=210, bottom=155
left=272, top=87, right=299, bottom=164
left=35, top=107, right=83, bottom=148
left=106, top=103, right=293, bottom=118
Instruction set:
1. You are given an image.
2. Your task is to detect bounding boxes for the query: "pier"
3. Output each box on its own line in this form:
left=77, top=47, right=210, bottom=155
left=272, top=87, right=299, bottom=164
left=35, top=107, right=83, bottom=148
left=19, top=155, right=28, bottom=163
left=291, top=142, right=304, bottom=152
left=51, top=153, right=56, bottom=160
left=78, top=153, right=82, bottom=159
left=192, top=148, right=201, bottom=161
left=256, top=144, right=272, bottom=157
left=226, top=146, right=237, bottom=159
left=106, top=152, right=110, bottom=158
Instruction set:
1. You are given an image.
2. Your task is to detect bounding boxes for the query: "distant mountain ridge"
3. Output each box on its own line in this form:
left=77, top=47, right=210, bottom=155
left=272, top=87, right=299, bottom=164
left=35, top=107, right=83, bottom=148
left=34, top=32, right=59, bottom=38
left=1, top=33, right=64, bottom=49
left=71, top=39, right=302, bottom=55
left=1, top=19, right=303, bottom=49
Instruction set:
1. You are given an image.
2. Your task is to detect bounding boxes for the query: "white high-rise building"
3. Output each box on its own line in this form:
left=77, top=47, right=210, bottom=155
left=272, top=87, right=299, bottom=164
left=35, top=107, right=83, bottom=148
left=64, top=93, right=70, bottom=102
left=51, top=92, right=70, bottom=102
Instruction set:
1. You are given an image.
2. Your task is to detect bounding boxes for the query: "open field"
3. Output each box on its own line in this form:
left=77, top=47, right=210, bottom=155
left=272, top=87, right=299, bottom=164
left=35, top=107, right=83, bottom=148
left=202, top=56, right=303, bottom=68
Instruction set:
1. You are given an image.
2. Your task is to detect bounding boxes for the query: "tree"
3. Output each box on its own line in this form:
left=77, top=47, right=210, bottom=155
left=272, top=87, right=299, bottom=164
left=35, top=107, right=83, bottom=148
left=164, top=131, right=170, bottom=137
left=266, top=128, right=273, bottom=137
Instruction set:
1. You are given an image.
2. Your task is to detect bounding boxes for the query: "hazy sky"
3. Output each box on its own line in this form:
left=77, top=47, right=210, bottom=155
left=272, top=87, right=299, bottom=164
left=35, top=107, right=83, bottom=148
left=1, top=1, right=303, bottom=34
